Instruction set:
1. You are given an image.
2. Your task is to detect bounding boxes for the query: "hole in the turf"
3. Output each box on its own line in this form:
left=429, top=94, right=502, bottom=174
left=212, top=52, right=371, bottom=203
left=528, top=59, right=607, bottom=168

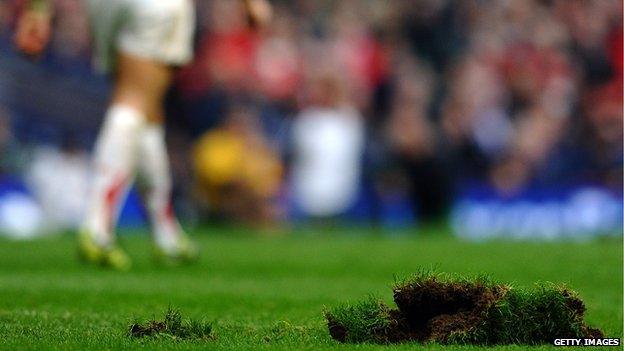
left=391, top=279, right=508, bottom=342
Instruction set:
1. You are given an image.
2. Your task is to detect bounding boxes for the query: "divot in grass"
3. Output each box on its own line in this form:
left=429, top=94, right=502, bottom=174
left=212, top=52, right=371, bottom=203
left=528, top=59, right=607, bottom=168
left=325, top=271, right=604, bottom=345
left=128, top=307, right=213, bottom=341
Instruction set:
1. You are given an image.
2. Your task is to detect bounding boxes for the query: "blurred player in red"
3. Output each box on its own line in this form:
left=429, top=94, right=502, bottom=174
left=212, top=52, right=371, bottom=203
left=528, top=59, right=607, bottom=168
left=14, top=0, right=272, bottom=270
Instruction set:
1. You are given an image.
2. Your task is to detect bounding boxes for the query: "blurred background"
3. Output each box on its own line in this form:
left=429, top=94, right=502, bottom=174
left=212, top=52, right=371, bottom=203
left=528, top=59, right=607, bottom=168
left=0, top=0, right=621, bottom=240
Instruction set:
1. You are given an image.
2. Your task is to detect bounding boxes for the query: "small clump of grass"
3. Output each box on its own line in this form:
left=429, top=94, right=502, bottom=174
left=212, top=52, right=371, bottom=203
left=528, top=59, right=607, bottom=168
left=324, top=297, right=396, bottom=343
left=467, top=284, right=604, bottom=345
left=326, top=270, right=604, bottom=345
left=128, top=307, right=213, bottom=340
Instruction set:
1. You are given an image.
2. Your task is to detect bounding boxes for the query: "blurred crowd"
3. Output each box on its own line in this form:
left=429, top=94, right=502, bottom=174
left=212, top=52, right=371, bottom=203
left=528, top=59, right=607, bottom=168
left=0, top=0, right=622, bottom=229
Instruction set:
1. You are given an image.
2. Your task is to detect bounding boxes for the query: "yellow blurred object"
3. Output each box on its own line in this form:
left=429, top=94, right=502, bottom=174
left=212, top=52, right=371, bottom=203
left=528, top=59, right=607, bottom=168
left=193, top=128, right=282, bottom=209
left=194, top=131, right=246, bottom=187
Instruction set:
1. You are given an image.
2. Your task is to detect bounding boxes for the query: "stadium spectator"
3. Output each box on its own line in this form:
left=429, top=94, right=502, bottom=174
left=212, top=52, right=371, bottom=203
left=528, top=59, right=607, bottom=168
left=193, top=106, right=283, bottom=226
left=290, top=71, right=365, bottom=220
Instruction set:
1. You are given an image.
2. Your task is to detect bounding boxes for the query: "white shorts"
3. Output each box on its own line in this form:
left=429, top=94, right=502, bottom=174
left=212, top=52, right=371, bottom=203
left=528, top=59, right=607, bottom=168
left=86, top=0, right=195, bottom=73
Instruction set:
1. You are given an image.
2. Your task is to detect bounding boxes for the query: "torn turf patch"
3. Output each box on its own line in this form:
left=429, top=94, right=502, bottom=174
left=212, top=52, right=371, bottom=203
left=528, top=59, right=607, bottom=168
left=325, top=271, right=604, bottom=345
left=129, top=307, right=213, bottom=340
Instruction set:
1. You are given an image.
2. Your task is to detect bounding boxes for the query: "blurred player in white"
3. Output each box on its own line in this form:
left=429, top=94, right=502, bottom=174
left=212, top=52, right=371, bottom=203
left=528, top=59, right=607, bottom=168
left=15, top=0, right=272, bottom=270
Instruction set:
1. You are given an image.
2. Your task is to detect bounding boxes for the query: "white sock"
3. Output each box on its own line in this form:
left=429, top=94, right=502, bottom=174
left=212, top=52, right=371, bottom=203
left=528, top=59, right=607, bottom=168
left=137, top=123, right=182, bottom=252
left=83, top=105, right=145, bottom=247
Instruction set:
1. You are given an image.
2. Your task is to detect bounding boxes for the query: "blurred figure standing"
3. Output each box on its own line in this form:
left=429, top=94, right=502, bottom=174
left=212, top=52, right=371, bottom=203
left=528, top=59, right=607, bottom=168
left=380, top=54, right=451, bottom=223
left=291, top=72, right=365, bottom=220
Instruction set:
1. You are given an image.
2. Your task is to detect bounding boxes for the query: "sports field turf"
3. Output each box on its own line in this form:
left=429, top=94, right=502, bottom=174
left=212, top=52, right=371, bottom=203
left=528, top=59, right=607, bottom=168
left=0, top=227, right=621, bottom=350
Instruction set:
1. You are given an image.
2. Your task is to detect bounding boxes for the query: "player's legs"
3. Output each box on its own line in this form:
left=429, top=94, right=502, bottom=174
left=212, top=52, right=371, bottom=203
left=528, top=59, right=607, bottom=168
left=83, top=53, right=196, bottom=262
left=83, top=51, right=171, bottom=241
left=138, top=119, right=197, bottom=261
left=78, top=95, right=142, bottom=270
left=80, top=0, right=196, bottom=268
left=81, top=102, right=142, bottom=248
left=115, top=54, right=197, bottom=259
left=116, top=54, right=193, bottom=255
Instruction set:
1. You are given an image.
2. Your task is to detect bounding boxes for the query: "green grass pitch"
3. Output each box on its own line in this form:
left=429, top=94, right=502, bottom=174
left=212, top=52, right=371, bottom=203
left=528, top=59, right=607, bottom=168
left=0, top=228, right=621, bottom=350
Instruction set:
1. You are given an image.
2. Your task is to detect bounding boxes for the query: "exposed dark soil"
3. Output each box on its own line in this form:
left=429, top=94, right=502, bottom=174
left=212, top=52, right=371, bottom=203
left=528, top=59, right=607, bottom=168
left=326, top=315, right=348, bottom=342
left=129, top=320, right=168, bottom=337
left=392, top=278, right=509, bottom=342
